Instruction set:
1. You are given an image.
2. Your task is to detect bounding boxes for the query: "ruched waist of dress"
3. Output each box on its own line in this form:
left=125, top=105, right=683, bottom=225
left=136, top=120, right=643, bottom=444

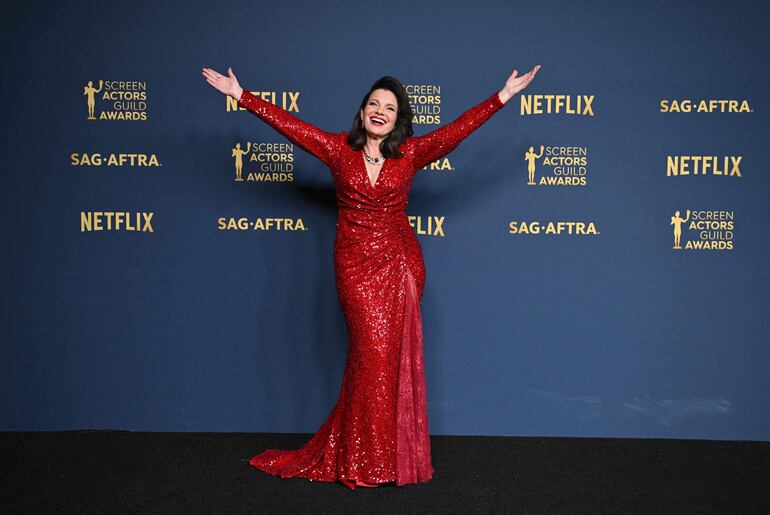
left=337, top=202, right=407, bottom=215
left=337, top=205, right=409, bottom=225
left=334, top=206, right=413, bottom=250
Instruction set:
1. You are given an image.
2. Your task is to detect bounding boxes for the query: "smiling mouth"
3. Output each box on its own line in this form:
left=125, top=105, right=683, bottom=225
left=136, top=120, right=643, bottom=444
left=370, top=116, right=387, bottom=126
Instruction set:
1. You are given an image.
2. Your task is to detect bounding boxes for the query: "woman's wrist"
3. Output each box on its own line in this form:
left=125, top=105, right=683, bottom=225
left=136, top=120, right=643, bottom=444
left=233, top=85, right=244, bottom=101
left=497, top=89, right=512, bottom=105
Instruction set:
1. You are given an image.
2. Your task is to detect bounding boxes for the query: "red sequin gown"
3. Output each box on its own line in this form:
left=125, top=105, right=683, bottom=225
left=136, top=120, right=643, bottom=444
left=238, top=87, right=505, bottom=488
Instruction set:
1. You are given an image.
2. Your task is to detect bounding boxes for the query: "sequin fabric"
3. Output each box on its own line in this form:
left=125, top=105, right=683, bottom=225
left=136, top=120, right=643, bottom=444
left=238, top=88, right=505, bottom=489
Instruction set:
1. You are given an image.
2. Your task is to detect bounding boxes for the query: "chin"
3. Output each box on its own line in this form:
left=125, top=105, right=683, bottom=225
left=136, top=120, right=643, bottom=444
left=368, top=128, right=389, bottom=138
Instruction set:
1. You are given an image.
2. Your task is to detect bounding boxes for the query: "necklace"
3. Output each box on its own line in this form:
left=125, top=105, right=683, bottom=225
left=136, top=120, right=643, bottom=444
left=363, top=150, right=386, bottom=165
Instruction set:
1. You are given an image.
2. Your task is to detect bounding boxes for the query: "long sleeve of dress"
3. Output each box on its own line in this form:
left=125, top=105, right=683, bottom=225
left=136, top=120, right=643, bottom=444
left=237, top=89, right=340, bottom=168
left=410, top=90, right=506, bottom=170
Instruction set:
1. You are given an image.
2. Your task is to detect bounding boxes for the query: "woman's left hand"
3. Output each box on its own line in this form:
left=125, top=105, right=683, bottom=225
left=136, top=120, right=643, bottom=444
left=498, top=65, right=541, bottom=104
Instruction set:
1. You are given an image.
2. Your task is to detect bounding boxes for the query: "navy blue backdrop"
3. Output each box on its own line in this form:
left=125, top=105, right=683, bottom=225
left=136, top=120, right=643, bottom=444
left=2, top=0, right=768, bottom=440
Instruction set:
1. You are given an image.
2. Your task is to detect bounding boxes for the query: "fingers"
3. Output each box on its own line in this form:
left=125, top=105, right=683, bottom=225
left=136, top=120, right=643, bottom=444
left=521, top=65, right=540, bottom=80
left=201, top=68, right=221, bottom=81
left=509, top=64, right=540, bottom=83
left=503, top=64, right=540, bottom=95
left=528, top=64, right=541, bottom=83
left=201, top=67, right=224, bottom=81
left=526, top=72, right=535, bottom=84
left=204, top=76, right=226, bottom=92
left=520, top=66, right=539, bottom=86
left=515, top=71, right=533, bottom=86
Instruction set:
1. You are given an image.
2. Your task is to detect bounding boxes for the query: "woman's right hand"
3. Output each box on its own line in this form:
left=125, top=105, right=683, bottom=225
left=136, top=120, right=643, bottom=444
left=202, top=67, right=243, bottom=100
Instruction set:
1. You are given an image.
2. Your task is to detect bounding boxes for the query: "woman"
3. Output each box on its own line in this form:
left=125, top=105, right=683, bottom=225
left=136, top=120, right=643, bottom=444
left=202, top=65, right=540, bottom=489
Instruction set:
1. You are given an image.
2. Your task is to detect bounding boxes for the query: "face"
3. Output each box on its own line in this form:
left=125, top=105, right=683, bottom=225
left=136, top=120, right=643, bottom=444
left=360, top=88, right=398, bottom=137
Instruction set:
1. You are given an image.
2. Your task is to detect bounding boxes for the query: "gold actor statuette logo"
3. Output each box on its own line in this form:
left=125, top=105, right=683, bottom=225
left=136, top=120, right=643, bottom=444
left=83, top=80, right=104, bottom=120
left=231, top=142, right=251, bottom=181
left=524, top=145, right=544, bottom=185
left=671, top=210, right=690, bottom=249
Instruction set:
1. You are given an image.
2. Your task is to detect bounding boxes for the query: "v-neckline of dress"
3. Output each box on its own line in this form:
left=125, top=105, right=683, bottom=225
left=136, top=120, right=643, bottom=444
left=361, top=150, right=386, bottom=189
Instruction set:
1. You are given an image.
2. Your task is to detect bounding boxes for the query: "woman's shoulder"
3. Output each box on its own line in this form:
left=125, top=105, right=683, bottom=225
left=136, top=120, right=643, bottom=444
left=400, top=135, right=418, bottom=153
left=336, top=131, right=350, bottom=148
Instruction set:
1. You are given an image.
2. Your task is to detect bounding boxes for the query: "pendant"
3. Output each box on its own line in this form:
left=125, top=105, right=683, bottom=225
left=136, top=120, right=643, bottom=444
left=364, top=151, right=386, bottom=165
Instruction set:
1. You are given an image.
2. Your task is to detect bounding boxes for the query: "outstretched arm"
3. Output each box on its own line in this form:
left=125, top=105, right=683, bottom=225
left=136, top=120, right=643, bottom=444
left=202, top=67, right=339, bottom=168
left=411, top=91, right=505, bottom=170
left=411, top=65, right=540, bottom=170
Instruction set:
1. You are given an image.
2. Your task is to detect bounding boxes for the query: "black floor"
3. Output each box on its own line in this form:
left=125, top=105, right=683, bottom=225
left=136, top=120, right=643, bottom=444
left=1, top=431, right=768, bottom=514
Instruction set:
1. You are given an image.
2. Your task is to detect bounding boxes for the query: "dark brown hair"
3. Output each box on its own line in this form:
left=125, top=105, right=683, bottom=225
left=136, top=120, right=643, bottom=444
left=346, top=76, right=414, bottom=158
